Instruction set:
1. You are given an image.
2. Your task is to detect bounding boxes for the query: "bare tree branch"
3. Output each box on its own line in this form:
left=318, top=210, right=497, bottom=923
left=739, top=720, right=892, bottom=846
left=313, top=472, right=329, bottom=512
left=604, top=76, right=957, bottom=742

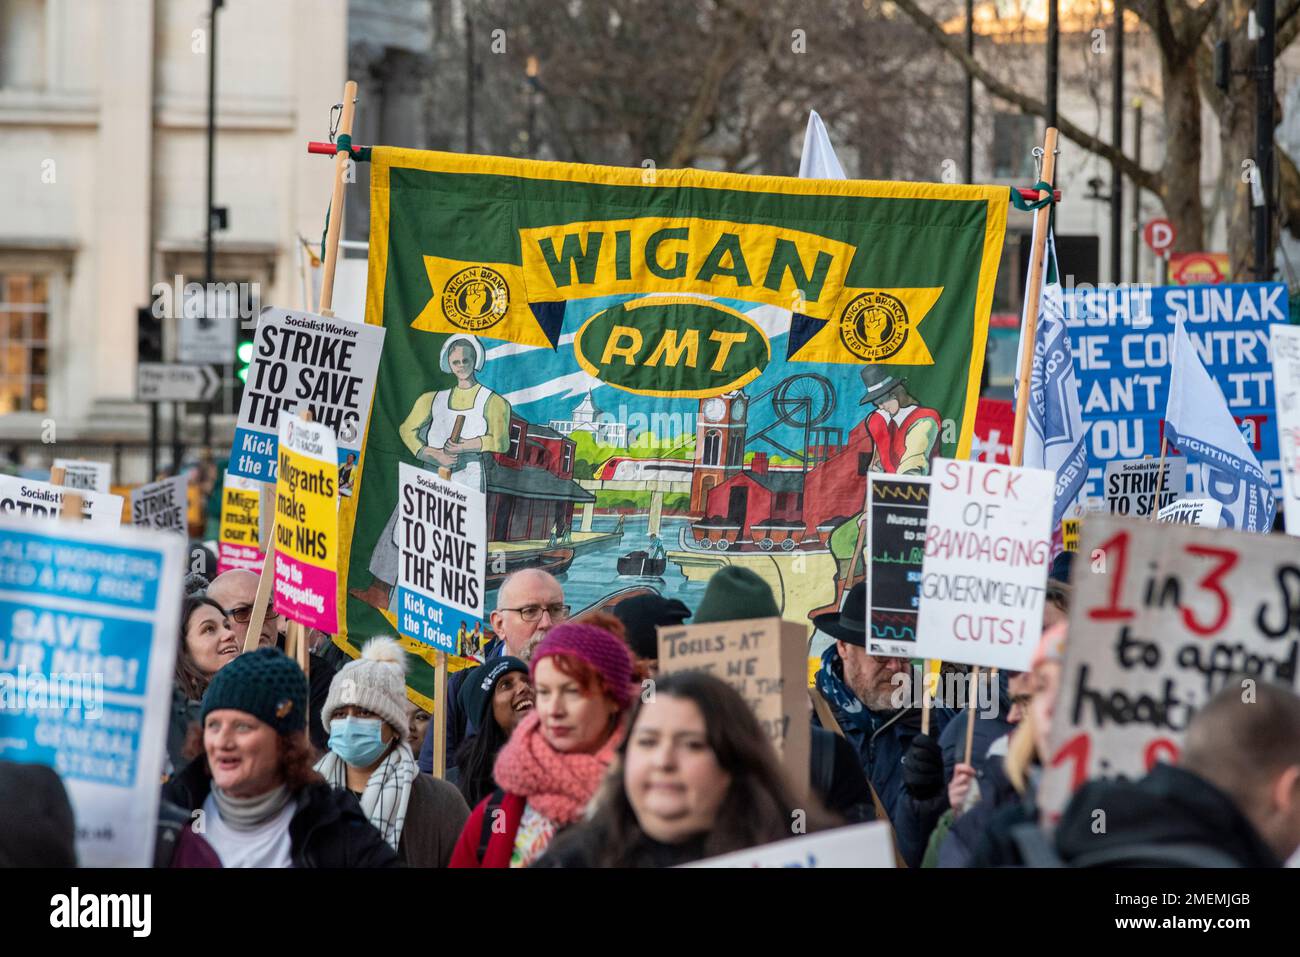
left=1279, top=0, right=1300, bottom=51
left=888, top=0, right=1162, bottom=194
left=1183, top=0, right=1226, bottom=49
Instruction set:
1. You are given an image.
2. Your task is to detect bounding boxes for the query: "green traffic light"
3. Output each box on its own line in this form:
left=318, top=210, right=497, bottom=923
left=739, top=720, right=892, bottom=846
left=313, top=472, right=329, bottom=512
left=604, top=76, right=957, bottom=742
left=237, top=366, right=249, bottom=383
left=237, top=341, right=254, bottom=363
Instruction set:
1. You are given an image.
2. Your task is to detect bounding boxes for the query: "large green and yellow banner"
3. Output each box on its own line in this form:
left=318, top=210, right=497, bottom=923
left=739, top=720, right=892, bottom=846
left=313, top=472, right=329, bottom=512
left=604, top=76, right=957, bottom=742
left=337, top=148, right=1007, bottom=707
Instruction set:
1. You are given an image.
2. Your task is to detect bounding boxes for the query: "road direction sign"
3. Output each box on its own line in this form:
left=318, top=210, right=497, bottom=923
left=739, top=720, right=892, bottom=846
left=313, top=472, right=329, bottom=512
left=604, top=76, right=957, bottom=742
left=137, top=363, right=221, bottom=402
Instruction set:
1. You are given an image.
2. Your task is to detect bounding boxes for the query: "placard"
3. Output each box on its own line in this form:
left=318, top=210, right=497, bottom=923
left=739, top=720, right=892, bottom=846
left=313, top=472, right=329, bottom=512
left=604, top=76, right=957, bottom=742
left=684, top=821, right=894, bottom=868
left=129, top=475, right=188, bottom=536
left=915, top=459, right=1053, bottom=671
left=1271, top=324, right=1300, bottom=535
left=230, top=307, right=385, bottom=482
left=272, top=415, right=338, bottom=631
left=0, top=476, right=123, bottom=528
left=657, top=617, right=809, bottom=797
left=1156, top=497, right=1223, bottom=527
left=0, top=516, right=184, bottom=866
left=217, top=472, right=265, bottom=574
left=865, top=474, right=930, bottom=657
left=1039, top=515, right=1300, bottom=820
left=395, top=462, right=487, bottom=653
left=1101, top=457, right=1187, bottom=517
left=52, top=459, right=111, bottom=494
left=1061, top=518, right=1081, bottom=552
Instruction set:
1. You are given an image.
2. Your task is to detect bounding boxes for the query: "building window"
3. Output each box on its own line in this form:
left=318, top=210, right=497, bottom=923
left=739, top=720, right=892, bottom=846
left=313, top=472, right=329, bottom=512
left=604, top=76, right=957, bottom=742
left=0, top=271, right=49, bottom=413
left=702, top=429, right=721, bottom=466
left=0, top=0, right=47, bottom=91
left=507, top=422, right=523, bottom=460
left=561, top=442, right=573, bottom=474
left=992, top=113, right=1037, bottom=180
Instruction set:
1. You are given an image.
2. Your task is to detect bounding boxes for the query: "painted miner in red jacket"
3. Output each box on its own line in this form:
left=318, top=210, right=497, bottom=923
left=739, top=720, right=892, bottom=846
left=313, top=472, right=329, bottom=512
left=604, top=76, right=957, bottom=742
left=859, top=365, right=941, bottom=476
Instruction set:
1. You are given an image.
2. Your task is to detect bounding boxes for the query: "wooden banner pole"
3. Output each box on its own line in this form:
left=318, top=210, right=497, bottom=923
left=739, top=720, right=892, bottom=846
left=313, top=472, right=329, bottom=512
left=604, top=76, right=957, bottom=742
left=963, top=666, right=981, bottom=765
left=1010, top=127, right=1060, bottom=468
left=430, top=462, right=454, bottom=779
left=244, top=80, right=356, bottom=657
left=920, top=659, right=933, bottom=737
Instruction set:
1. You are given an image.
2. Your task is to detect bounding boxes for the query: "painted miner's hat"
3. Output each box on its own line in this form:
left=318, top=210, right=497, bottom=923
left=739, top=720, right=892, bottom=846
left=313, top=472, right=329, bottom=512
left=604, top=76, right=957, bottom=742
left=859, top=365, right=903, bottom=405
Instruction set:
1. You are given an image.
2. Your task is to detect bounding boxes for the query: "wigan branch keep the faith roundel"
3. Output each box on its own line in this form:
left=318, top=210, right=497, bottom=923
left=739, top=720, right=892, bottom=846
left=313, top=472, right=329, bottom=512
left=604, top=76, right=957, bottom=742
left=337, top=148, right=1007, bottom=708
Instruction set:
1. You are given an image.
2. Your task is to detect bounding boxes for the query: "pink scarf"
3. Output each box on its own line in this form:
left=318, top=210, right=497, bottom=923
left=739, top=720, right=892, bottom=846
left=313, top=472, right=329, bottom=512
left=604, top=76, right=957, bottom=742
left=492, top=710, right=624, bottom=826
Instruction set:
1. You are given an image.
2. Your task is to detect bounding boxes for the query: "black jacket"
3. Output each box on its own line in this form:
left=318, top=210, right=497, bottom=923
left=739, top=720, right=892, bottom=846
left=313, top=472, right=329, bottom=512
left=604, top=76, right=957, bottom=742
left=810, top=726, right=875, bottom=824
left=160, top=755, right=399, bottom=868
left=534, top=822, right=710, bottom=868
left=1054, top=764, right=1281, bottom=868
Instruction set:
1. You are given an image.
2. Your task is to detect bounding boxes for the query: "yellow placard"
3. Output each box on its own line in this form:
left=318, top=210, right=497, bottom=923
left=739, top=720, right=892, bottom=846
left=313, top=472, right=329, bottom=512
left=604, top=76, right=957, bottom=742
left=274, top=443, right=337, bottom=569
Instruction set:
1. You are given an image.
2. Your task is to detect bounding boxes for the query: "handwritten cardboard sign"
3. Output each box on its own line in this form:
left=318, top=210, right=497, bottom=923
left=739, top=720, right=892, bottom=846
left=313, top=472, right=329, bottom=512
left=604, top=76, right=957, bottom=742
left=915, top=458, right=1053, bottom=671
left=684, top=821, right=894, bottom=868
left=1101, top=457, right=1186, bottom=517
left=658, top=617, right=809, bottom=796
left=866, top=474, right=929, bottom=657
left=272, top=414, right=338, bottom=631
left=395, top=463, right=486, bottom=654
left=1039, top=515, right=1300, bottom=820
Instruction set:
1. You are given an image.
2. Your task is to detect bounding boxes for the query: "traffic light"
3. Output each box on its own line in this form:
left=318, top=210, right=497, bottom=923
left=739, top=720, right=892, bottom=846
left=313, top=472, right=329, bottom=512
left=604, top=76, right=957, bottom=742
left=138, top=306, right=163, bottom=363
left=236, top=338, right=254, bottom=383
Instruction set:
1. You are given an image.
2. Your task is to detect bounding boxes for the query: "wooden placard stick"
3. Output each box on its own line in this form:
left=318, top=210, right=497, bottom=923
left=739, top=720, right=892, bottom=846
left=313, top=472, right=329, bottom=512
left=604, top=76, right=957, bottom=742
left=920, top=659, right=934, bottom=736
left=1009, top=127, right=1060, bottom=468
left=428, top=459, right=455, bottom=779
left=963, top=665, right=981, bottom=765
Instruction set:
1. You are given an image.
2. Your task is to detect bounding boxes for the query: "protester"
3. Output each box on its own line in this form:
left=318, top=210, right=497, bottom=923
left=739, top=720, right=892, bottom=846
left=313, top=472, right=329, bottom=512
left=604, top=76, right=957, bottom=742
left=159, top=647, right=398, bottom=868
left=812, top=581, right=954, bottom=865
left=452, top=656, right=534, bottom=807
left=315, top=637, right=470, bottom=867
left=449, top=620, right=634, bottom=867
left=611, top=593, right=691, bottom=673
left=537, top=671, right=824, bottom=867
left=421, top=568, right=567, bottom=773
left=690, top=568, right=876, bottom=825
left=952, top=622, right=1068, bottom=867
left=208, top=569, right=337, bottom=752
left=1053, top=681, right=1300, bottom=867
left=408, top=704, right=432, bottom=756
left=0, top=760, right=77, bottom=867
left=169, top=595, right=239, bottom=773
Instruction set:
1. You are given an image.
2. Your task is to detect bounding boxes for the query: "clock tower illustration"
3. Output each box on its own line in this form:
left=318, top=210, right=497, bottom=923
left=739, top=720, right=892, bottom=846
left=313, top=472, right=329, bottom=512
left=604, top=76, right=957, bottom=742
left=690, top=390, right=749, bottom=514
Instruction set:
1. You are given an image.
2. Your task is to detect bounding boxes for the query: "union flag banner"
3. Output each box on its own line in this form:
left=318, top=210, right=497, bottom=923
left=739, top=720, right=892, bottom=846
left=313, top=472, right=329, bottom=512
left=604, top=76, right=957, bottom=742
left=337, top=148, right=1007, bottom=708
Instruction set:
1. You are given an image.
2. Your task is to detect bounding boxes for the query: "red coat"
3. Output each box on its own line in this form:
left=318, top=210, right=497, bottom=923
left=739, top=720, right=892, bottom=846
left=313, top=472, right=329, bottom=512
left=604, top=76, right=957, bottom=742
left=449, top=789, right=526, bottom=868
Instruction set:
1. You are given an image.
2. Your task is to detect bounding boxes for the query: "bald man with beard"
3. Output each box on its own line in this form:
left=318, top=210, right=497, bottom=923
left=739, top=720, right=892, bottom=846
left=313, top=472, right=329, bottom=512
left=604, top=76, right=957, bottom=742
left=206, top=569, right=337, bottom=753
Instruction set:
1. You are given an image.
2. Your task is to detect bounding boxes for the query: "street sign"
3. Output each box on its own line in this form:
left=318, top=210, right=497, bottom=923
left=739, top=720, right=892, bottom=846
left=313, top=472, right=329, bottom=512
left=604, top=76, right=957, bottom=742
left=137, top=363, right=220, bottom=402
left=178, top=285, right=237, bottom=365
left=1142, top=218, right=1176, bottom=258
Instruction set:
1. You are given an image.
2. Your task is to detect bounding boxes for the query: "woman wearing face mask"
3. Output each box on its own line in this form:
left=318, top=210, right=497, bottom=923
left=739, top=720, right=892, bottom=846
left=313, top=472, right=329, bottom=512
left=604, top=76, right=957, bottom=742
left=537, top=671, right=823, bottom=867
left=449, top=620, right=636, bottom=868
left=314, top=637, right=470, bottom=866
left=159, top=647, right=398, bottom=867
left=452, top=656, right=534, bottom=807
left=168, top=596, right=240, bottom=774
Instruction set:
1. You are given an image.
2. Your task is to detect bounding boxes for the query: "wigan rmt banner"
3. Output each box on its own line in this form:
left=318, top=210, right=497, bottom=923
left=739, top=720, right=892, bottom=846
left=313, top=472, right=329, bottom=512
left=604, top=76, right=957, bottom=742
left=338, top=149, right=1007, bottom=708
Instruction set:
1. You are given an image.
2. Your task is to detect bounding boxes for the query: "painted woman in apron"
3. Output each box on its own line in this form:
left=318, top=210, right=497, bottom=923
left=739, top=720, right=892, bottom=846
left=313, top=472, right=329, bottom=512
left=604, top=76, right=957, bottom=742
left=350, top=335, right=511, bottom=613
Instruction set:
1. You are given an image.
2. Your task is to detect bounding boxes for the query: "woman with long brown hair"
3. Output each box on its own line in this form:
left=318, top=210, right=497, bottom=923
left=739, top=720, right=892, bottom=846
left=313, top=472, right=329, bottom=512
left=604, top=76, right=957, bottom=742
left=536, top=670, right=821, bottom=867
left=167, top=595, right=239, bottom=773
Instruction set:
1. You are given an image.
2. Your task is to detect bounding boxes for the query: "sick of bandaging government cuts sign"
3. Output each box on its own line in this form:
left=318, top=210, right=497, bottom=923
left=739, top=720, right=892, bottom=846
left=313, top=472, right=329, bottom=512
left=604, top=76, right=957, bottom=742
left=337, top=149, right=1008, bottom=707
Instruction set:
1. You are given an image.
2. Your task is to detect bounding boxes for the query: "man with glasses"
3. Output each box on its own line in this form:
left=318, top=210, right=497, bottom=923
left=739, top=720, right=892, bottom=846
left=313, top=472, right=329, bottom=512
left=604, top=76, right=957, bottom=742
left=207, top=569, right=337, bottom=752
left=419, top=568, right=567, bottom=774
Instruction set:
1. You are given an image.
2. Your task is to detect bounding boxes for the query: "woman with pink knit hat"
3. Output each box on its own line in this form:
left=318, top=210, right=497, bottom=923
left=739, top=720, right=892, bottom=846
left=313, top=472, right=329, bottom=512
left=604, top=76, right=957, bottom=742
left=449, top=617, right=637, bottom=868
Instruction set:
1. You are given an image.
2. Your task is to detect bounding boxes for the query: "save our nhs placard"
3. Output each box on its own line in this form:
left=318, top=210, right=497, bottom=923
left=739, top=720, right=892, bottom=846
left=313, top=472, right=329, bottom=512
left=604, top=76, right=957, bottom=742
left=1064, top=282, right=1287, bottom=500
left=0, top=515, right=185, bottom=866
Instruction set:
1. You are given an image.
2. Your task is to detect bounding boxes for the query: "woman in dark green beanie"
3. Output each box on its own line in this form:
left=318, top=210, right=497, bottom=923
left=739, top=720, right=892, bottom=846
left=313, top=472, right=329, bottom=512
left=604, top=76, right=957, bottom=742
left=159, top=648, right=398, bottom=868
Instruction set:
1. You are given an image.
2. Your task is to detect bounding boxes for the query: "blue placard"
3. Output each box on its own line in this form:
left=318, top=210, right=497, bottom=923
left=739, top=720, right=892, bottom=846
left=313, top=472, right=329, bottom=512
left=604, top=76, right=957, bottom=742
left=1063, top=282, right=1287, bottom=499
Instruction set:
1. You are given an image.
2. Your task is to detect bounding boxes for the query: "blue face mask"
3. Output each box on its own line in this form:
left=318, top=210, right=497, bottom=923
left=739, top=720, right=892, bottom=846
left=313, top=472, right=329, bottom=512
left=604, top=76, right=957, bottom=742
left=328, top=716, right=390, bottom=767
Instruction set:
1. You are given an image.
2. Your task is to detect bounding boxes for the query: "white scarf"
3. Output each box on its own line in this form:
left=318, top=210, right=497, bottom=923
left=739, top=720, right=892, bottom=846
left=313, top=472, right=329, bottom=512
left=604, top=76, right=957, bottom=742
left=315, top=742, right=418, bottom=851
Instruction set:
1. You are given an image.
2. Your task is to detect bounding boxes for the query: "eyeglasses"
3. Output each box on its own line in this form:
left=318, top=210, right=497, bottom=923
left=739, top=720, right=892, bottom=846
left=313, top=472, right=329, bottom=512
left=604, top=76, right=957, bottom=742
left=229, top=603, right=279, bottom=624
left=497, top=603, right=570, bottom=623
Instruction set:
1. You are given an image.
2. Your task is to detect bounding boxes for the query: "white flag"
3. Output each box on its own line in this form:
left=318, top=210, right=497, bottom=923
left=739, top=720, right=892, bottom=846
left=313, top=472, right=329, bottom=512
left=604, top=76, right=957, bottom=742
left=1164, top=318, right=1275, bottom=532
left=798, top=110, right=847, bottom=180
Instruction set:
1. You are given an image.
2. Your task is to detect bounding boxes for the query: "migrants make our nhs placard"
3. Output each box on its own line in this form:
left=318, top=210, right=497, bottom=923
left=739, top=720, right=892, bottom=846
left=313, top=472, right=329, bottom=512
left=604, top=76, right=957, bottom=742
left=0, top=475, right=123, bottom=527
left=217, top=472, right=264, bottom=574
left=1039, top=515, right=1300, bottom=821
left=230, top=307, right=385, bottom=483
left=0, top=516, right=185, bottom=866
left=273, top=415, right=339, bottom=632
left=395, top=462, right=486, bottom=654
left=1063, top=282, right=1286, bottom=502
left=915, top=459, right=1054, bottom=671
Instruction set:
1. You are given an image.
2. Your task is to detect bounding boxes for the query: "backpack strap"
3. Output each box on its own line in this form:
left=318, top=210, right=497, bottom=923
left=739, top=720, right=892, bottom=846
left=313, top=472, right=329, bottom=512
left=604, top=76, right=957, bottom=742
left=811, top=688, right=844, bottom=738
left=477, top=787, right=507, bottom=864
